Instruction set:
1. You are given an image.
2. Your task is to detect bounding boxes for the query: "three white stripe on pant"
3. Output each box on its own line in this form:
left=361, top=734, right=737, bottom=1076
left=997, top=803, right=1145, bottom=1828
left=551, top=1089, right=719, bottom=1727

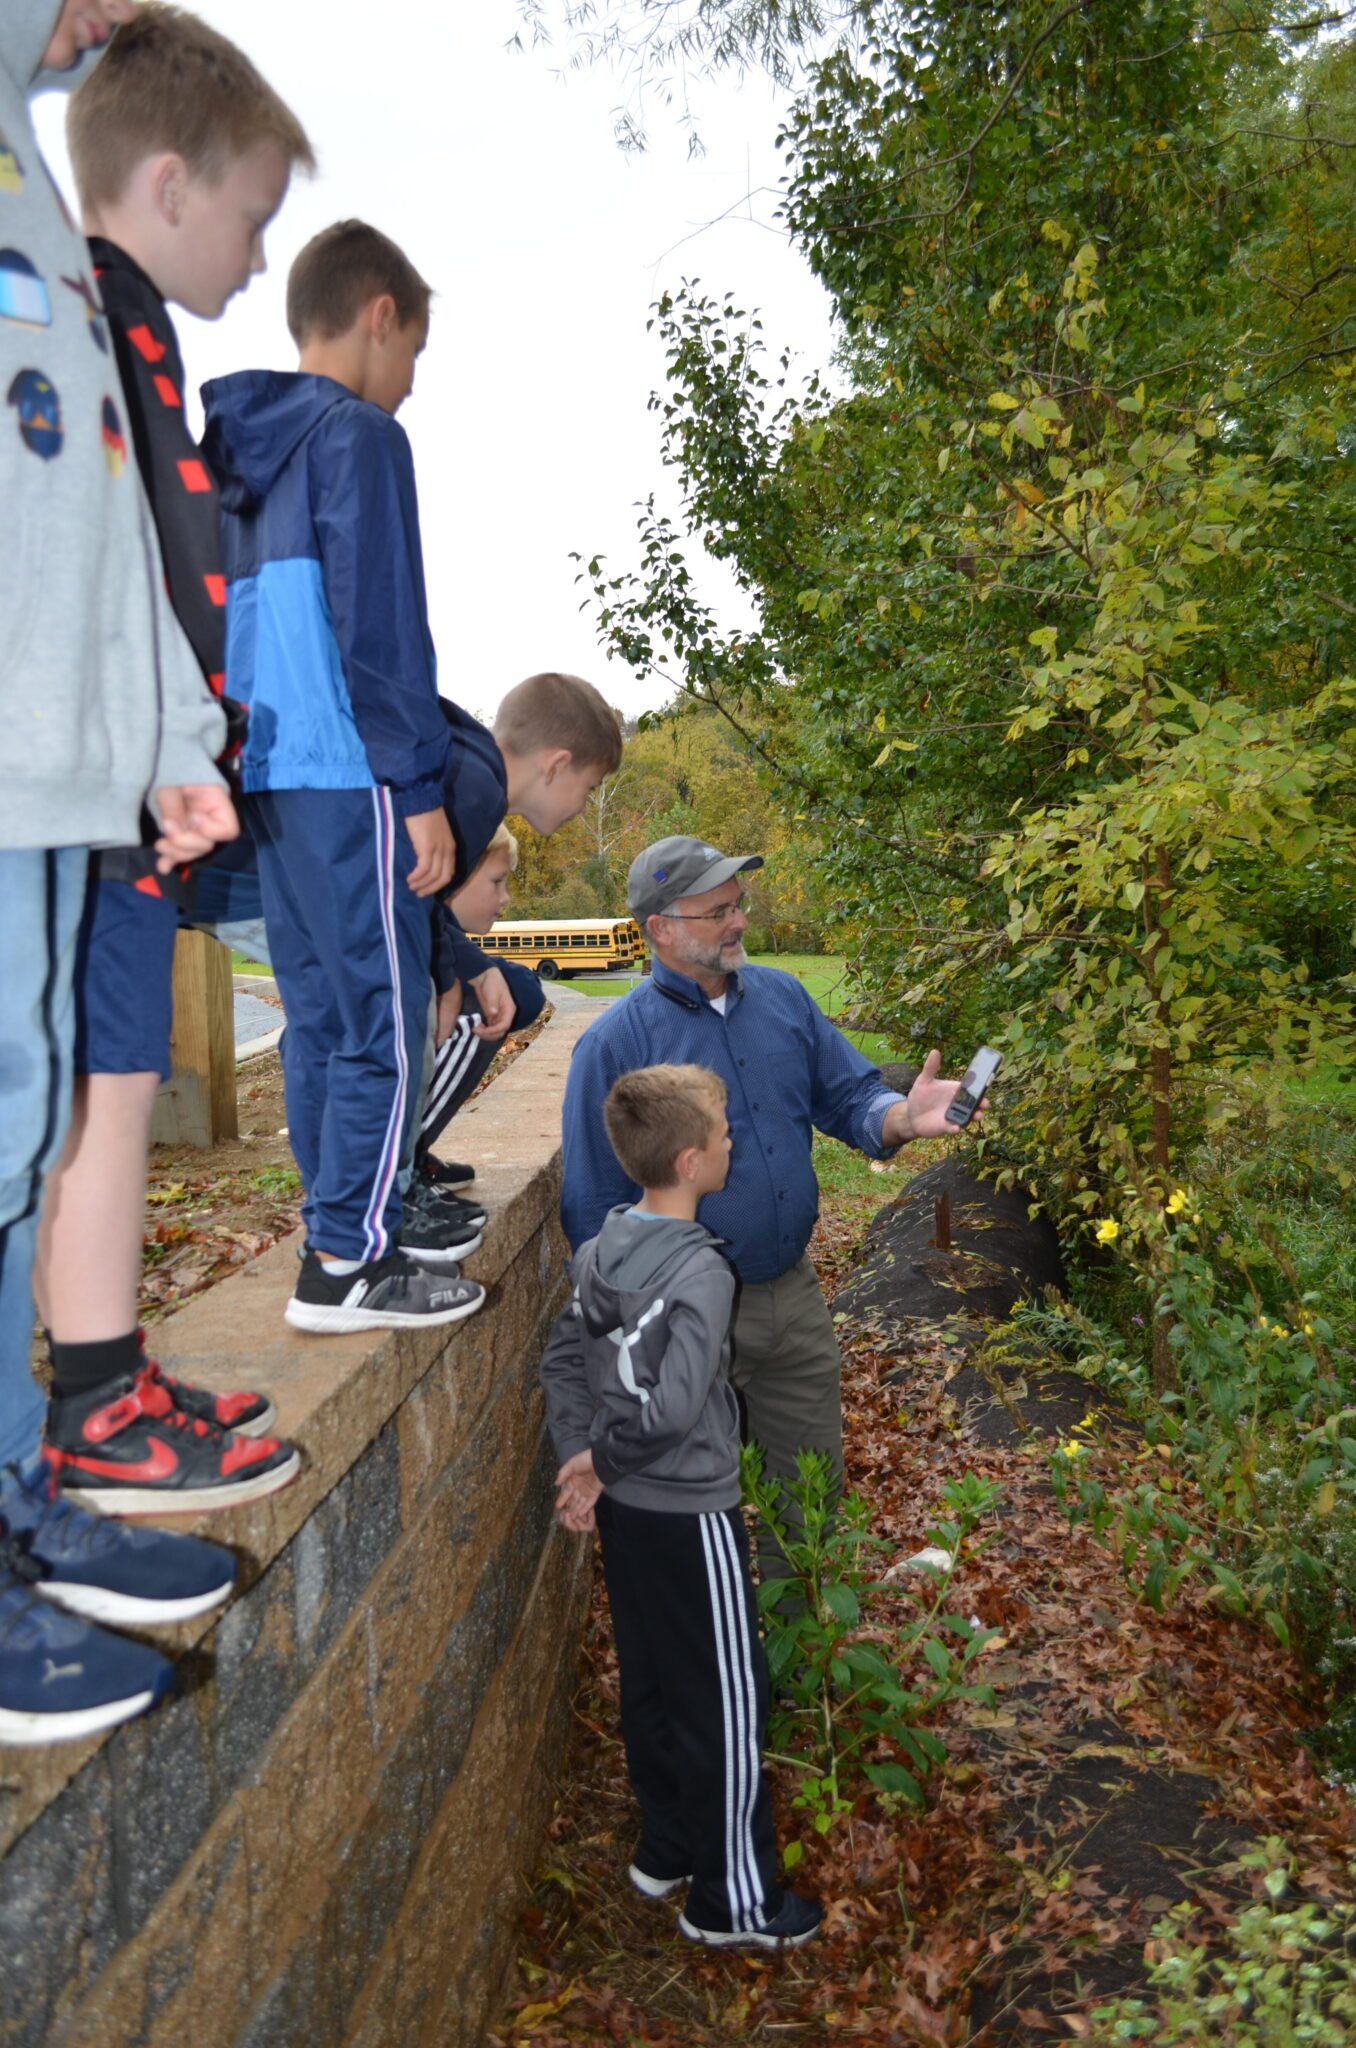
left=420, top=1017, right=480, bottom=1140
left=699, top=1511, right=765, bottom=1932
left=362, top=787, right=409, bottom=1261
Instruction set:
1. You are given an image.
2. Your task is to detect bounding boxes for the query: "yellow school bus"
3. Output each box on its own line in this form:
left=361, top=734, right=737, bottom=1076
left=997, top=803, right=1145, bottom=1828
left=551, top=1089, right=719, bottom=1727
left=467, top=916, right=646, bottom=980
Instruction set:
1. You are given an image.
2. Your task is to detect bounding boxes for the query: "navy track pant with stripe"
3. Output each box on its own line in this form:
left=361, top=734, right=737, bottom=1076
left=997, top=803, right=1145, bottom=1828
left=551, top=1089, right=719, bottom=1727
left=597, top=1495, right=780, bottom=1934
left=247, top=789, right=434, bottom=1262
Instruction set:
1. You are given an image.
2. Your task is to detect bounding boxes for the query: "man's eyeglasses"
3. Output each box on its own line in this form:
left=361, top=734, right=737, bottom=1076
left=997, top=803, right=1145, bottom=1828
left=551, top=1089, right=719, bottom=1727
left=663, top=893, right=747, bottom=928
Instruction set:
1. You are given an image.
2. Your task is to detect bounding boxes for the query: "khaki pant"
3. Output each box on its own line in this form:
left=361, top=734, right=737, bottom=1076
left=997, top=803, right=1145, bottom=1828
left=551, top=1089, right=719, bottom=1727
left=728, top=1256, right=843, bottom=1582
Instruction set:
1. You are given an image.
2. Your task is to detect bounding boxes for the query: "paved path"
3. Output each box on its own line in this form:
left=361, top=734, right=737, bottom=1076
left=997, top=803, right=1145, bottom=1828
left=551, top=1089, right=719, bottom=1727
left=233, top=986, right=282, bottom=1051
left=230, top=971, right=621, bottom=1055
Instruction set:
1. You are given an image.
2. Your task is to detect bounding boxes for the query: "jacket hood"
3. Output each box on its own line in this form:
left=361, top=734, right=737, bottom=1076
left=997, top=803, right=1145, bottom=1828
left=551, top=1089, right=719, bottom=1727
left=4, top=0, right=106, bottom=96
left=574, top=1207, right=722, bottom=1336
left=201, top=372, right=351, bottom=512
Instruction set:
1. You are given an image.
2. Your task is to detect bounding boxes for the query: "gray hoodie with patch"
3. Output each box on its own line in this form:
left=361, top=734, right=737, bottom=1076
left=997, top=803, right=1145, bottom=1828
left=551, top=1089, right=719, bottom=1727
left=539, top=1207, right=741, bottom=1514
left=0, top=1, right=224, bottom=852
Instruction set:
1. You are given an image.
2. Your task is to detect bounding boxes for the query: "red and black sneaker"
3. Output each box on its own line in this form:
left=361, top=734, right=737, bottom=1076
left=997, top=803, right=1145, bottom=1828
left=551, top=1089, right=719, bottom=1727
left=135, top=1335, right=276, bottom=1437
left=46, top=1367, right=300, bottom=1518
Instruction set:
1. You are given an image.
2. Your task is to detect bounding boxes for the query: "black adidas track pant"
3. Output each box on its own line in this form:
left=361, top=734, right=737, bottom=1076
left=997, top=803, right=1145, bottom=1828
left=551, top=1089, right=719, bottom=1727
left=415, top=1010, right=497, bottom=1162
left=597, top=1495, right=780, bottom=1934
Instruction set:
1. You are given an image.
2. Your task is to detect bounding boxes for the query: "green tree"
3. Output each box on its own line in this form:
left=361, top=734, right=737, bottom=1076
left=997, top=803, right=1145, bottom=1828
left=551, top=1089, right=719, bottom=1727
left=578, top=0, right=1356, bottom=1383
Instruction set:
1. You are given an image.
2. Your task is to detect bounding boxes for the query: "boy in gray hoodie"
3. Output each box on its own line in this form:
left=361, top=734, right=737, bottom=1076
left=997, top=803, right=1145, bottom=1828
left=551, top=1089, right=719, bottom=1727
left=0, top=1, right=238, bottom=1748
left=540, top=1063, right=821, bottom=1950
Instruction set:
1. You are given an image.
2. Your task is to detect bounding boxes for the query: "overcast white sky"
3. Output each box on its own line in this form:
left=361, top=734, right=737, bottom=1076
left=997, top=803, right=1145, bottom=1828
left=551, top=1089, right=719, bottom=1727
left=35, top=0, right=836, bottom=723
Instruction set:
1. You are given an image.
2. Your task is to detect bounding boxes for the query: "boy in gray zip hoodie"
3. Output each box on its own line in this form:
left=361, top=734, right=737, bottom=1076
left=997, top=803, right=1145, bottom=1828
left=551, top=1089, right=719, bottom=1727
left=540, top=1064, right=821, bottom=1950
left=0, top=1, right=238, bottom=1749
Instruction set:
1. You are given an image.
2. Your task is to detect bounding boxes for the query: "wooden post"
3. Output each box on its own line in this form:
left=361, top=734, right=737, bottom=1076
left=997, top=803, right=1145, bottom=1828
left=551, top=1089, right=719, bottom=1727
left=149, top=930, right=238, bottom=1147
left=933, top=1190, right=952, bottom=1252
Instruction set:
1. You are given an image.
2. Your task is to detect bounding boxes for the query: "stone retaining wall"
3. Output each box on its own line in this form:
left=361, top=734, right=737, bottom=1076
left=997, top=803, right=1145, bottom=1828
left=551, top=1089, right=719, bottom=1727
left=0, top=1008, right=594, bottom=2048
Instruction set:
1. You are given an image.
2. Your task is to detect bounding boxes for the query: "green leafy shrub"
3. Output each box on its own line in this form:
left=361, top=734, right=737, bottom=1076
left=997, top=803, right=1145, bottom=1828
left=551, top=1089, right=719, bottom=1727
left=1086, top=1840, right=1356, bottom=2046
left=742, top=1447, right=1001, bottom=1830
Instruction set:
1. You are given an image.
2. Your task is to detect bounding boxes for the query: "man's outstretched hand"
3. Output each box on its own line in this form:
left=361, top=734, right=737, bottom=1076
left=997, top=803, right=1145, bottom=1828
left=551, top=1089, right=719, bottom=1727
left=881, top=1047, right=987, bottom=1147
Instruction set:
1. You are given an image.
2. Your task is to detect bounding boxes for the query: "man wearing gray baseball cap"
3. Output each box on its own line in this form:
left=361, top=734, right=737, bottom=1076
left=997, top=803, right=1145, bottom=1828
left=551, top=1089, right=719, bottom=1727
left=560, top=834, right=980, bottom=1581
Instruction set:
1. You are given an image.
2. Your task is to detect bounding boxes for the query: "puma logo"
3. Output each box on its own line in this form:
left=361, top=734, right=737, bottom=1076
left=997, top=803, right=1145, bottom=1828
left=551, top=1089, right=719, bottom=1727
left=43, top=1658, right=83, bottom=1684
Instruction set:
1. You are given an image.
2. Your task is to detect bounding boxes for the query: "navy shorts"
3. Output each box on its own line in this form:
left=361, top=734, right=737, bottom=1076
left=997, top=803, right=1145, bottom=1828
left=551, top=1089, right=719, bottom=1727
left=73, top=877, right=178, bottom=1080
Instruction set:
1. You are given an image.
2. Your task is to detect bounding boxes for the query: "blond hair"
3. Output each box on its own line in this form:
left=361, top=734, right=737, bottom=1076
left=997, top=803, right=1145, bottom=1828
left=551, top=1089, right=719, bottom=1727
left=67, top=4, right=314, bottom=210
left=493, top=673, right=623, bottom=775
left=603, top=1065, right=726, bottom=1189
left=484, top=821, right=519, bottom=870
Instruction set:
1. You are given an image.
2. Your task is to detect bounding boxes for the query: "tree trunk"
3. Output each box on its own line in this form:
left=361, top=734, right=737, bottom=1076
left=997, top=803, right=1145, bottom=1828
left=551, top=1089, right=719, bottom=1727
left=1147, top=840, right=1175, bottom=1394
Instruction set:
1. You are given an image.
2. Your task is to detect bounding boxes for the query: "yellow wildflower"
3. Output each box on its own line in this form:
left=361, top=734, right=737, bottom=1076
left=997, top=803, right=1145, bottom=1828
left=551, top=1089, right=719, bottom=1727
left=1094, top=1218, right=1120, bottom=1245
left=1060, top=1441, right=1084, bottom=1460
left=1165, top=1189, right=1188, bottom=1215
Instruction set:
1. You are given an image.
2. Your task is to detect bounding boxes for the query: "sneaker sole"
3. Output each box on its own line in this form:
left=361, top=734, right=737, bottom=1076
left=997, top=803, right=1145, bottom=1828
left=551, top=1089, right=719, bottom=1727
left=60, top=1447, right=302, bottom=1519
left=400, top=1232, right=484, bottom=1269
left=678, top=1913, right=821, bottom=1950
left=284, top=1289, right=486, bottom=1335
left=232, top=1401, right=277, bottom=1438
left=40, top=1575, right=235, bottom=1628
left=0, top=1684, right=165, bottom=1746
left=629, top=1864, right=691, bottom=1900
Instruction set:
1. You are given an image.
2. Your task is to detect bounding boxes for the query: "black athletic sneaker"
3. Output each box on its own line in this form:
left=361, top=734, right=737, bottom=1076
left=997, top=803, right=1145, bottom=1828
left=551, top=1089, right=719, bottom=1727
left=46, top=1370, right=300, bottom=1517
left=397, top=1187, right=483, bottom=1271
left=406, top=1176, right=487, bottom=1233
left=418, top=1156, right=475, bottom=1188
left=629, top=1861, right=691, bottom=1901
left=285, top=1250, right=485, bottom=1334
left=679, top=1890, right=823, bottom=1950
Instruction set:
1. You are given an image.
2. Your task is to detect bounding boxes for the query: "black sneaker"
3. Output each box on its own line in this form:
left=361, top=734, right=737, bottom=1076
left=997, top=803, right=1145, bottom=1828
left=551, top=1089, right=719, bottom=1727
left=46, top=1371, right=300, bottom=1518
left=418, top=1157, right=475, bottom=1188
left=679, top=1889, right=823, bottom=1950
left=285, top=1250, right=485, bottom=1334
left=629, top=1861, right=691, bottom=1901
left=406, top=1177, right=487, bottom=1233
left=397, top=1188, right=483, bottom=1271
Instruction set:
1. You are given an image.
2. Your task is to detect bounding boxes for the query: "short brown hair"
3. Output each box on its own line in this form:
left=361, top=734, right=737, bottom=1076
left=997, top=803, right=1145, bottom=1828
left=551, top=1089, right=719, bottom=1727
left=603, top=1065, right=726, bottom=1189
left=286, top=220, right=432, bottom=347
left=493, top=673, right=623, bottom=774
left=67, top=4, right=314, bottom=212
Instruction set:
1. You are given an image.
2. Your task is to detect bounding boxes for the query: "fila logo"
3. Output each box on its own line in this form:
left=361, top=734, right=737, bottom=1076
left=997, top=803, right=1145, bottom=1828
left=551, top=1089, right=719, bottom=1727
left=609, top=1299, right=665, bottom=1405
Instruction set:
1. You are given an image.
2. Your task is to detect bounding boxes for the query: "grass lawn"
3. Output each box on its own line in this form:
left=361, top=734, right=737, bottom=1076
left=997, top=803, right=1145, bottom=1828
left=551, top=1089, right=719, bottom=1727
left=566, top=953, right=895, bottom=1063
left=230, top=953, right=272, bottom=977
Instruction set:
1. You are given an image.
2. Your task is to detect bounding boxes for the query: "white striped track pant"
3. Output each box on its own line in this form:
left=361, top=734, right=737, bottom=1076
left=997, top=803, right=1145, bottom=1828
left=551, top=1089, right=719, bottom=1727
left=416, top=1011, right=496, bottom=1157
left=597, top=1494, right=779, bottom=1933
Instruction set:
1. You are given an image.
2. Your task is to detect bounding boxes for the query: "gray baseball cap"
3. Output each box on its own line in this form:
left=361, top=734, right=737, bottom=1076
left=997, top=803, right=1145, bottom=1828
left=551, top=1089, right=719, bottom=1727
left=627, top=835, right=764, bottom=923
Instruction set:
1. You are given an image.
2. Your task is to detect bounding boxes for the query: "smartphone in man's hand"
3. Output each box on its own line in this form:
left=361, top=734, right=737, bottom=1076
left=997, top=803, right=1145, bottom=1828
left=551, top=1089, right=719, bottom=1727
left=945, top=1045, right=1002, bottom=1129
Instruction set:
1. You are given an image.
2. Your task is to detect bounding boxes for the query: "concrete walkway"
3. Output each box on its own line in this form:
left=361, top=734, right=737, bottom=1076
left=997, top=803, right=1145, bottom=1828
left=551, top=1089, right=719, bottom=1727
left=231, top=972, right=614, bottom=1058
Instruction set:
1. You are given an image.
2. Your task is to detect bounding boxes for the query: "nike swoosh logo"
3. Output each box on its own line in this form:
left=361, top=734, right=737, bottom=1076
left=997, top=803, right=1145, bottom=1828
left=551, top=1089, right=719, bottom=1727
left=43, top=1660, right=84, bottom=1683
left=66, top=1438, right=180, bottom=1484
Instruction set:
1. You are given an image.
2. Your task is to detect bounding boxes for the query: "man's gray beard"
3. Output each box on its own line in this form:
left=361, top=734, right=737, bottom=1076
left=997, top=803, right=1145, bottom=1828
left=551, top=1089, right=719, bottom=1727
left=692, top=936, right=745, bottom=976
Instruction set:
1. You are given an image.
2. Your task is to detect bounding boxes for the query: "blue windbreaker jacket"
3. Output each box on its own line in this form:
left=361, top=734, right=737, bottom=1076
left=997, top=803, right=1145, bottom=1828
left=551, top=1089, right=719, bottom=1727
left=201, top=372, right=450, bottom=816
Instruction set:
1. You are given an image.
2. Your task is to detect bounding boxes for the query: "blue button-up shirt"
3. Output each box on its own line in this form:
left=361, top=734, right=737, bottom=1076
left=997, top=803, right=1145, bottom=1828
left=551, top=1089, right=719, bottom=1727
left=560, top=957, right=904, bottom=1285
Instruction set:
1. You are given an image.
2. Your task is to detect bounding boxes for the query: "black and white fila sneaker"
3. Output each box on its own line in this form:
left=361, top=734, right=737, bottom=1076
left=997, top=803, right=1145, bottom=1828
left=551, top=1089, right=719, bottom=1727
left=284, top=1250, right=486, bottom=1335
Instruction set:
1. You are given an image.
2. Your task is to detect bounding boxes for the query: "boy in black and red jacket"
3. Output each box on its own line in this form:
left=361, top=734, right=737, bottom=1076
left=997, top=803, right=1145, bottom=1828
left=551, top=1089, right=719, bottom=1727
left=33, top=7, right=313, bottom=1517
